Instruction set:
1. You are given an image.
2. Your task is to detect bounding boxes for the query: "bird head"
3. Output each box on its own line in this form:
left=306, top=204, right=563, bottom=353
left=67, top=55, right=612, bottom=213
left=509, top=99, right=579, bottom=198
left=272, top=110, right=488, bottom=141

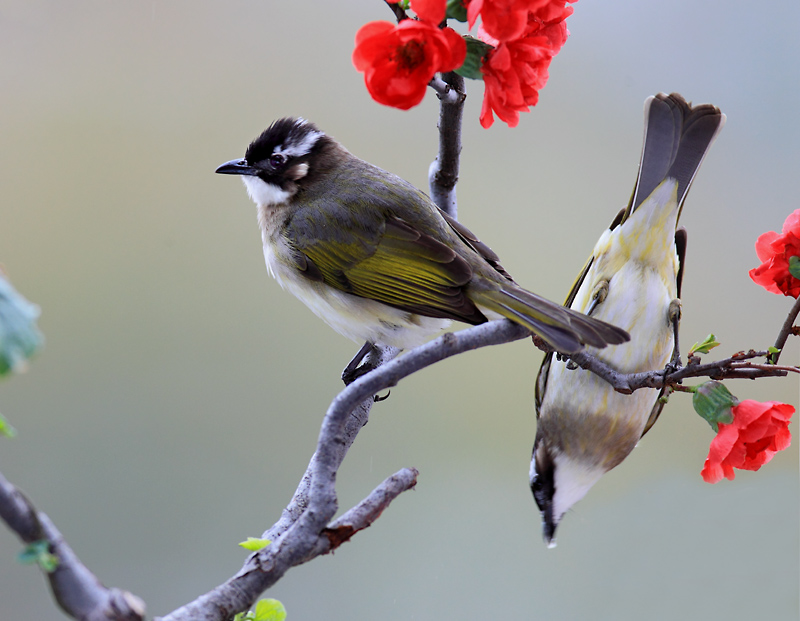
left=215, top=117, right=337, bottom=207
left=530, top=439, right=604, bottom=547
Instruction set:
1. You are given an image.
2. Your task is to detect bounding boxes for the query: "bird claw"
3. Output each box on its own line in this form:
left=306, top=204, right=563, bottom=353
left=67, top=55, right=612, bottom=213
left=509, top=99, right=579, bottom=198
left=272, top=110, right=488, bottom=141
left=342, top=342, right=380, bottom=385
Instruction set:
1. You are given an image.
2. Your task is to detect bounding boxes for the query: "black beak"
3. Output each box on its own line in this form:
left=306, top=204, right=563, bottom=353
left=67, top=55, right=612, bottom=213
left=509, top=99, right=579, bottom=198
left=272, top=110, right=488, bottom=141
left=215, top=159, right=260, bottom=176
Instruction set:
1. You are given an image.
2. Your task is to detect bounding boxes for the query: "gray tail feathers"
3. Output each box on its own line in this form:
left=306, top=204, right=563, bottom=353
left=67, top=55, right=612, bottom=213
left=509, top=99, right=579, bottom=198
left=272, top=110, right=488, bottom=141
left=473, top=286, right=630, bottom=354
left=629, top=93, right=726, bottom=218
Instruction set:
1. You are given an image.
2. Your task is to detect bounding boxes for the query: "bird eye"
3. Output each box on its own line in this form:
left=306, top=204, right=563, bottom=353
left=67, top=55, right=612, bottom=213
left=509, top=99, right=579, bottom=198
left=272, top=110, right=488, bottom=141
left=269, top=153, right=287, bottom=168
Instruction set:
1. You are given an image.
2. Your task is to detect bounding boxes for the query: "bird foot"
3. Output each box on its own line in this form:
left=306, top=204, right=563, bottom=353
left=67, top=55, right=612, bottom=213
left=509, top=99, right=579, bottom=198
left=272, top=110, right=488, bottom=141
left=342, top=342, right=380, bottom=385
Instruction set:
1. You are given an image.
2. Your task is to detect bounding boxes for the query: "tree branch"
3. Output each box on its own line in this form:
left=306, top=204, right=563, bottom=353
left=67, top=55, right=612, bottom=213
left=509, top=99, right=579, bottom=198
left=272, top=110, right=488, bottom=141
left=770, top=293, right=800, bottom=364
left=0, top=471, right=146, bottom=621
left=384, top=0, right=408, bottom=22
left=428, top=72, right=466, bottom=218
left=567, top=348, right=797, bottom=395
left=157, top=320, right=530, bottom=621
left=4, top=308, right=797, bottom=620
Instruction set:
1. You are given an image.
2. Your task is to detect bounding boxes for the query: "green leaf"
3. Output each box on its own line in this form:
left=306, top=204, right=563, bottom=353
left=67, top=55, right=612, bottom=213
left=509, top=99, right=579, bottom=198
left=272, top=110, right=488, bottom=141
left=0, top=412, right=17, bottom=438
left=233, top=613, right=255, bottom=621
left=0, top=274, right=44, bottom=377
left=446, top=0, right=467, bottom=22
left=238, top=537, right=271, bottom=552
left=789, top=255, right=800, bottom=280
left=688, top=334, right=720, bottom=356
left=455, top=36, right=494, bottom=80
left=254, top=599, right=287, bottom=621
left=17, top=540, right=59, bottom=573
left=692, top=381, right=737, bottom=431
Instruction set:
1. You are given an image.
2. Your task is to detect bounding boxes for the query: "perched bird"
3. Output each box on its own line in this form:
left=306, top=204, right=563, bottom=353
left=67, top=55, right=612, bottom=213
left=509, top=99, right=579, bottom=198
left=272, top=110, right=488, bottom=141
left=216, top=117, right=628, bottom=379
left=530, top=93, right=725, bottom=546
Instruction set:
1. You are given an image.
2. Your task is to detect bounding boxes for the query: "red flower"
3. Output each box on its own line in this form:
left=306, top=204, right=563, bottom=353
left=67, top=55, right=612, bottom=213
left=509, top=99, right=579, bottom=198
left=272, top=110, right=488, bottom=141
left=467, top=0, right=576, bottom=42
left=353, top=19, right=466, bottom=110
left=476, top=1, right=572, bottom=128
left=405, top=0, right=447, bottom=25
left=479, top=35, right=554, bottom=128
left=701, top=400, right=794, bottom=483
left=526, top=4, right=572, bottom=53
left=749, top=209, right=800, bottom=298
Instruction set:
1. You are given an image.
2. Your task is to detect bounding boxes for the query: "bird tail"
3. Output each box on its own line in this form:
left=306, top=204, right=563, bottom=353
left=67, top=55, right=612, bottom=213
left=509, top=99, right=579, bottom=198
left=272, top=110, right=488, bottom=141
left=471, top=285, right=630, bottom=354
left=627, top=93, right=726, bottom=221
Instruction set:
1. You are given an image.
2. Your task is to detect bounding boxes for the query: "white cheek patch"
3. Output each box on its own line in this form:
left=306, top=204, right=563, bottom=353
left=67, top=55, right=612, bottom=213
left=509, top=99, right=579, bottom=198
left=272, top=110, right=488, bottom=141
left=287, top=162, right=309, bottom=181
left=242, top=176, right=291, bottom=207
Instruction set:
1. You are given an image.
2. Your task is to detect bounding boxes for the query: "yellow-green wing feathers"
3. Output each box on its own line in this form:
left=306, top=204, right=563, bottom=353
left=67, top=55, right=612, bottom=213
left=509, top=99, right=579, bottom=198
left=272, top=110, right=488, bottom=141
left=296, top=216, right=488, bottom=324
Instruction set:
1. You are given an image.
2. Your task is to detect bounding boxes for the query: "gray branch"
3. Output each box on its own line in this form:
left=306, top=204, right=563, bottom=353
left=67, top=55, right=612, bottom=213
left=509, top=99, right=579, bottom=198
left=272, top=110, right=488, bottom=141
left=157, top=320, right=530, bottom=621
left=770, top=293, right=800, bottom=364
left=568, top=349, right=797, bottom=395
left=0, top=471, right=146, bottom=621
left=428, top=72, right=466, bottom=218
left=3, top=313, right=798, bottom=620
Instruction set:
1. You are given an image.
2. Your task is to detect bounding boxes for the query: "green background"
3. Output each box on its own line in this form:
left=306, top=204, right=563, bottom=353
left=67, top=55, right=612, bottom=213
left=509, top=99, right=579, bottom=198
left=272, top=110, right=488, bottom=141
left=1, top=1, right=798, bottom=619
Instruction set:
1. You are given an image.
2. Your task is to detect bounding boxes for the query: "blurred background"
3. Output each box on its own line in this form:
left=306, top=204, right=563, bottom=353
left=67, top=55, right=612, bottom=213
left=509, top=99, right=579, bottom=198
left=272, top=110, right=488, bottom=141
left=1, top=1, right=798, bottom=619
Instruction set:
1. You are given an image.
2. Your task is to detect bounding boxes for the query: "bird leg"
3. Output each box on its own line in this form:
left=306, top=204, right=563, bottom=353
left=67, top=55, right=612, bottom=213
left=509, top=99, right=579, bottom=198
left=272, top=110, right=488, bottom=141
left=586, top=279, right=609, bottom=316
left=342, top=341, right=382, bottom=386
left=666, top=298, right=683, bottom=372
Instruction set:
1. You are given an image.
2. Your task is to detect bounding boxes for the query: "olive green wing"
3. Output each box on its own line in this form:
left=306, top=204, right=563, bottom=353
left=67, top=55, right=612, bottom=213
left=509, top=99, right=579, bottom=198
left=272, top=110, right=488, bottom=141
left=285, top=204, right=488, bottom=325
left=438, top=209, right=514, bottom=283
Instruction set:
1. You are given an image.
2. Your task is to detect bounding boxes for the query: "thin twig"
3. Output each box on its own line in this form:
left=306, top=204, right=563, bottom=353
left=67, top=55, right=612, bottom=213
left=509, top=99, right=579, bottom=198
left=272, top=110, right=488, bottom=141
left=770, top=294, right=800, bottom=364
left=568, top=348, right=797, bottom=395
left=384, top=0, right=408, bottom=22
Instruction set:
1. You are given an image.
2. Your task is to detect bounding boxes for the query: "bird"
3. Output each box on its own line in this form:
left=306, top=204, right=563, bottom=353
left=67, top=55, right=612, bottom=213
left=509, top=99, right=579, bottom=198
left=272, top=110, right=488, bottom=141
left=215, top=117, right=629, bottom=381
left=530, top=93, right=725, bottom=546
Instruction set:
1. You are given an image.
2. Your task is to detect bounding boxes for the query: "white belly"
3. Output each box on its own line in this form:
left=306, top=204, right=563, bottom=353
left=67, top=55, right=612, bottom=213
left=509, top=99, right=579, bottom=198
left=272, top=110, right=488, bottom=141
left=263, top=241, right=450, bottom=349
left=541, top=181, right=681, bottom=445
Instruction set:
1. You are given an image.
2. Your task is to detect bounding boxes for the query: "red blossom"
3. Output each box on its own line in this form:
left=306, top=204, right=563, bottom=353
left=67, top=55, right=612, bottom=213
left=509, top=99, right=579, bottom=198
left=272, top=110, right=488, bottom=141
left=526, top=4, right=572, bottom=52
left=353, top=19, right=466, bottom=110
left=701, top=400, right=794, bottom=484
left=479, top=35, right=555, bottom=128
left=475, top=0, right=572, bottom=127
left=467, top=0, right=576, bottom=42
left=407, top=0, right=447, bottom=25
left=749, top=209, right=800, bottom=298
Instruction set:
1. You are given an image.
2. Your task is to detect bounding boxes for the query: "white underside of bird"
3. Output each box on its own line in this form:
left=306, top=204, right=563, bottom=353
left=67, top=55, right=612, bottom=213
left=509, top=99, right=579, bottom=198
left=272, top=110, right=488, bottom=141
left=538, top=179, right=681, bottom=521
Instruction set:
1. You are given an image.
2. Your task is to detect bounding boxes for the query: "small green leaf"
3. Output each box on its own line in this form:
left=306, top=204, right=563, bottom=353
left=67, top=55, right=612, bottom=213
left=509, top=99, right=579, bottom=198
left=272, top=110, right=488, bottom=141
left=0, top=413, right=17, bottom=438
left=692, top=381, right=737, bottom=431
left=254, top=598, right=287, bottom=621
left=238, top=537, right=271, bottom=552
left=788, top=255, right=800, bottom=280
left=688, top=334, right=720, bottom=356
left=455, top=36, right=494, bottom=80
left=766, top=345, right=782, bottom=364
left=0, top=274, right=44, bottom=377
left=446, top=0, right=467, bottom=22
left=17, top=540, right=59, bottom=573
left=233, top=612, right=255, bottom=621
